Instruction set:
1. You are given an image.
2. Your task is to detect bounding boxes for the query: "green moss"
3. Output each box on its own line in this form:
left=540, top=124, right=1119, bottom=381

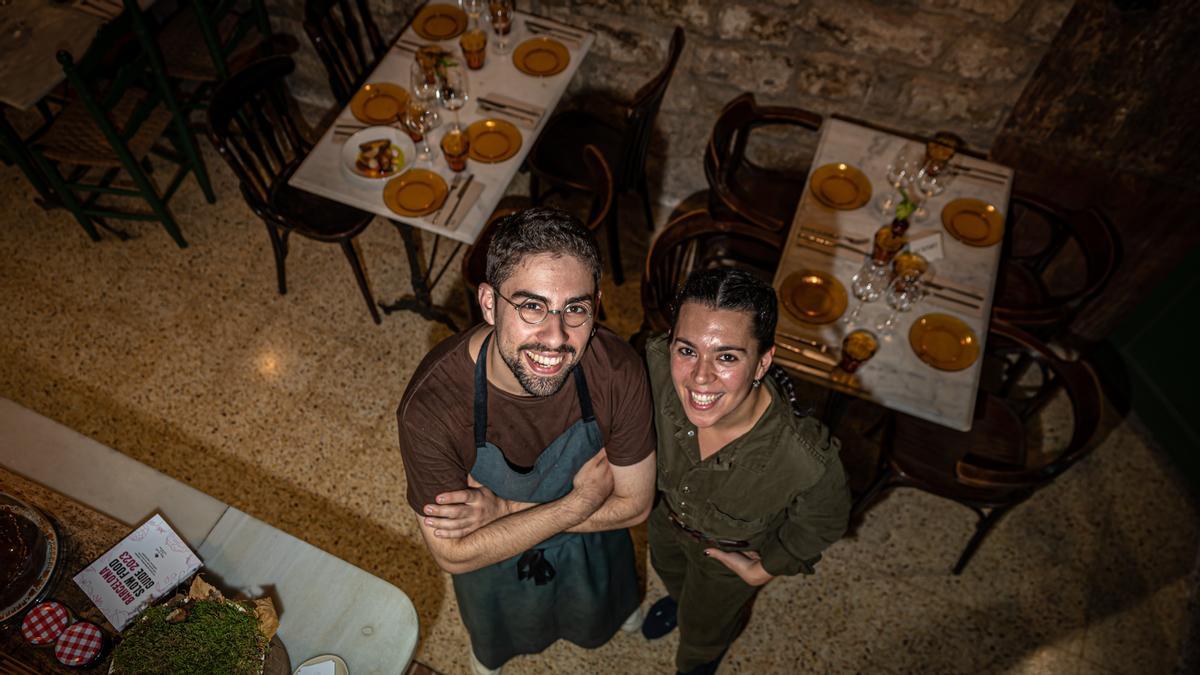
left=112, top=599, right=268, bottom=674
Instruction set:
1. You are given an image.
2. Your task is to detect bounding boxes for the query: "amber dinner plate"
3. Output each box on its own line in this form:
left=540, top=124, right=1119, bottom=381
left=941, top=198, right=1004, bottom=247
left=350, top=83, right=409, bottom=125
left=513, top=37, right=570, bottom=77
left=467, top=119, right=522, bottom=163
left=909, top=313, right=980, bottom=371
left=779, top=270, right=848, bottom=324
left=383, top=169, right=448, bottom=217
left=809, top=163, right=872, bottom=210
left=413, top=3, right=468, bottom=40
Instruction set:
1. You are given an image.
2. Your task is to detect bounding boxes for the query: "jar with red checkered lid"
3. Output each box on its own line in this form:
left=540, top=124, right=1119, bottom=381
left=54, top=620, right=107, bottom=668
left=20, top=600, right=72, bottom=646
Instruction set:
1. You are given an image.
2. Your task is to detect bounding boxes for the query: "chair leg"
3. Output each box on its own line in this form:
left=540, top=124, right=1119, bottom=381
left=120, top=152, right=188, bottom=248
left=341, top=238, right=382, bottom=325
left=637, top=175, right=656, bottom=231
left=170, top=123, right=217, bottom=204
left=266, top=224, right=288, bottom=294
left=605, top=201, right=624, bottom=286
left=952, top=504, right=1015, bottom=575
left=530, top=172, right=541, bottom=205
left=31, top=152, right=101, bottom=242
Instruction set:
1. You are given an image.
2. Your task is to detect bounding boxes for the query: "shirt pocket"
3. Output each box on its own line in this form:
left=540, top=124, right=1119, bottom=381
left=706, top=500, right=772, bottom=538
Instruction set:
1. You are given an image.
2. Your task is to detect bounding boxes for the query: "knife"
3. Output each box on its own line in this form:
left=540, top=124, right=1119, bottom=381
left=523, top=17, right=586, bottom=38
left=436, top=173, right=464, bottom=221
left=796, top=232, right=869, bottom=256
left=524, top=22, right=584, bottom=45
left=776, top=331, right=833, bottom=354
left=925, top=280, right=985, bottom=301
left=443, top=174, right=475, bottom=228
left=477, top=102, right=537, bottom=125
left=929, top=291, right=982, bottom=310
left=477, top=97, right=541, bottom=117
left=775, top=341, right=838, bottom=369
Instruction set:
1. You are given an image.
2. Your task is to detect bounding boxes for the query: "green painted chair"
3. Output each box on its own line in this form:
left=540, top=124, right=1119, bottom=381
left=157, top=0, right=276, bottom=86
left=28, top=6, right=215, bottom=247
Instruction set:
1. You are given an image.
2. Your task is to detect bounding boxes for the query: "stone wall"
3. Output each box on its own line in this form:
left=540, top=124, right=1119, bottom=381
left=266, top=0, right=1072, bottom=206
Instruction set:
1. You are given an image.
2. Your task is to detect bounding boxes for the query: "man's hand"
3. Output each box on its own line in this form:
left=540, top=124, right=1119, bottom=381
left=569, top=448, right=614, bottom=510
left=423, top=476, right=512, bottom=539
left=705, top=548, right=774, bottom=587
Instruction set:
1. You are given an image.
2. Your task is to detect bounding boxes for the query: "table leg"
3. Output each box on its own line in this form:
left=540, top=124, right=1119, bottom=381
left=379, top=221, right=463, bottom=331
left=823, top=389, right=851, bottom=434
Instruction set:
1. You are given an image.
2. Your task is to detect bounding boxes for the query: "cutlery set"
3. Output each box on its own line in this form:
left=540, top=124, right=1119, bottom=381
left=953, top=163, right=1009, bottom=185
left=435, top=172, right=476, bottom=229
left=523, top=17, right=586, bottom=45
left=475, top=97, right=540, bottom=126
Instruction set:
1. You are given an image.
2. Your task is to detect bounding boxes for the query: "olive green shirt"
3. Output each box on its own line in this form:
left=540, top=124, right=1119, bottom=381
left=646, top=334, right=851, bottom=577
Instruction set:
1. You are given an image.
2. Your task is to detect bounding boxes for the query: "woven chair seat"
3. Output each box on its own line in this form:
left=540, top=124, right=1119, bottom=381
left=159, top=10, right=263, bottom=82
left=38, top=90, right=173, bottom=168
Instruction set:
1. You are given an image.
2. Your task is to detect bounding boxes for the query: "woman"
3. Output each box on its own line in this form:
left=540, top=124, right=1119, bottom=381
left=640, top=268, right=851, bottom=675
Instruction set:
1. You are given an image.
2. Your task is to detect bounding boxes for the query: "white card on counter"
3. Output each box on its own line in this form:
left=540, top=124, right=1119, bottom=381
left=908, top=230, right=945, bottom=261
left=72, top=513, right=202, bottom=631
left=297, top=661, right=338, bottom=675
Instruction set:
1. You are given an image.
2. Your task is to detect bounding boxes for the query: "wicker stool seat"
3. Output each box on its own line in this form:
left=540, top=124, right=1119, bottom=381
left=38, top=91, right=173, bottom=168
left=159, top=11, right=264, bottom=82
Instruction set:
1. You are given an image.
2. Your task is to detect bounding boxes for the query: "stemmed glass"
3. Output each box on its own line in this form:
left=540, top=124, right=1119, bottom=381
left=911, top=164, right=956, bottom=222
left=842, top=259, right=889, bottom=325
left=488, top=0, right=515, bottom=54
left=438, top=60, right=469, bottom=132
left=875, top=143, right=919, bottom=217
left=461, top=0, right=485, bottom=26
left=876, top=275, right=924, bottom=337
left=406, top=99, right=434, bottom=162
left=409, top=60, right=440, bottom=131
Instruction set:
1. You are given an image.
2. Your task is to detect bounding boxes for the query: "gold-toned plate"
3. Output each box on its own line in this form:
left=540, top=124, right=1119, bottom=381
left=383, top=169, right=448, bottom=217
left=941, top=198, right=1004, bottom=247
left=809, top=163, right=872, bottom=210
left=909, top=313, right=981, bottom=371
left=350, top=83, right=409, bottom=125
left=467, top=118, right=522, bottom=163
left=412, top=3, right=468, bottom=40
left=512, top=37, right=570, bottom=77
left=779, top=270, right=848, bottom=324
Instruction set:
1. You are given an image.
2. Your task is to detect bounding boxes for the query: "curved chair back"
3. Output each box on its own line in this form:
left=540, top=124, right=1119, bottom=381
left=614, top=26, right=684, bottom=192
left=640, top=210, right=784, bottom=333
left=303, top=0, right=386, bottom=105
left=704, top=93, right=822, bottom=232
left=462, top=145, right=613, bottom=295
left=993, top=191, right=1121, bottom=338
left=207, top=56, right=310, bottom=216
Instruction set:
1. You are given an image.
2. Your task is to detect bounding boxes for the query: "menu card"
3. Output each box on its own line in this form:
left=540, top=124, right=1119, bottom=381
left=72, top=514, right=201, bottom=631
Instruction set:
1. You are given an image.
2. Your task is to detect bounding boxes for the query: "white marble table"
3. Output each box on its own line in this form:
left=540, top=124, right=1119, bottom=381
left=0, top=398, right=419, bottom=672
left=772, top=118, right=1014, bottom=431
left=289, top=13, right=594, bottom=246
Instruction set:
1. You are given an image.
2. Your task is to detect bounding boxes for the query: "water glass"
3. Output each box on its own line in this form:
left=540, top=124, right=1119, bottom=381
left=441, top=128, right=470, bottom=172
left=838, top=330, right=879, bottom=373
left=875, top=143, right=920, bottom=216
left=842, top=259, right=889, bottom=325
left=460, top=28, right=487, bottom=70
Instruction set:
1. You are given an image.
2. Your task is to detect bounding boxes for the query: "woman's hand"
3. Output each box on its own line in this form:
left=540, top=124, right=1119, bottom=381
left=704, top=548, right=774, bottom=586
left=423, top=476, right=512, bottom=538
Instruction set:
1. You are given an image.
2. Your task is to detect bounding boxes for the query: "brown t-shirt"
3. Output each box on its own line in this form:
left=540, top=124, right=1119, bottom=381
left=397, top=325, right=656, bottom=513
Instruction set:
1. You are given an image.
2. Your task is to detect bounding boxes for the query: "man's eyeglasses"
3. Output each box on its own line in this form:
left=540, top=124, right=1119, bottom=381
left=494, top=290, right=593, bottom=328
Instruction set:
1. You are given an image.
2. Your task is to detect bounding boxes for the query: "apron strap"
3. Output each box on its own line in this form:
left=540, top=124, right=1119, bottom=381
left=574, top=359, right=595, bottom=423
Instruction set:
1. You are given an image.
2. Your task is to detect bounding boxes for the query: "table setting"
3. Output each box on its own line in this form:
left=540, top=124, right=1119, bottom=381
left=770, top=118, right=1013, bottom=431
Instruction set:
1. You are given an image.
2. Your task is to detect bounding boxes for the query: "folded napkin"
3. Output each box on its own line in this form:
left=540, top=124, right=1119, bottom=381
left=477, top=93, right=545, bottom=129
left=432, top=179, right=484, bottom=229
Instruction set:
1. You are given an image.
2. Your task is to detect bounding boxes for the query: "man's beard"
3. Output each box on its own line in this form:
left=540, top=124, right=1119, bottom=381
left=499, top=342, right=578, bottom=397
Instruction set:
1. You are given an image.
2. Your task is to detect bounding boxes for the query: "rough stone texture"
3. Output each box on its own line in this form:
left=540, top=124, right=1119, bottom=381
left=263, top=0, right=1070, bottom=206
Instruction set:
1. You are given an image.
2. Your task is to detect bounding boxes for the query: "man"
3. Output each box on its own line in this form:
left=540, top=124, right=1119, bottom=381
left=397, top=208, right=656, bottom=675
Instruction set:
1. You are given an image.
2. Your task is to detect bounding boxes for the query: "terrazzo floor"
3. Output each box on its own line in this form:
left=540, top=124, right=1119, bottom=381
left=1, top=140, right=1197, bottom=675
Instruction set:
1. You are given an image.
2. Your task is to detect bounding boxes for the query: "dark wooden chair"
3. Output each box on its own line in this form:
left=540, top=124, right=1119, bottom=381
left=639, top=209, right=783, bottom=334
left=207, top=56, right=381, bottom=324
left=992, top=192, right=1121, bottom=341
left=28, top=7, right=215, bottom=247
left=854, top=322, right=1104, bottom=574
left=303, top=0, right=388, bottom=106
left=527, top=26, right=685, bottom=285
left=461, top=145, right=614, bottom=323
left=704, top=93, right=823, bottom=233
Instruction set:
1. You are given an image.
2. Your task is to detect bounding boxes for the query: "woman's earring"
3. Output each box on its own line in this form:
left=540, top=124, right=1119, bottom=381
left=752, top=378, right=761, bottom=388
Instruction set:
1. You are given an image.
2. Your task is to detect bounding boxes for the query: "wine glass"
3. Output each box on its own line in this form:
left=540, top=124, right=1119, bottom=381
left=842, top=259, right=889, bottom=325
left=461, top=0, right=485, bottom=26
left=875, top=143, right=919, bottom=216
left=911, top=164, right=956, bottom=222
left=876, top=275, right=925, bottom=337
left=438, top=60, right=469, bottom=132
left=488, top=0, right=514, bottom=54
left=406, top=99, right=434, bottom=162
left=409, top=60, right=441, bottom=131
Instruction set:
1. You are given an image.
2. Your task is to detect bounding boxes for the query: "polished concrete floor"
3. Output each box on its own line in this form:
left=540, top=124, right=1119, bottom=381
left=1, top=143, right=1197, bottom=675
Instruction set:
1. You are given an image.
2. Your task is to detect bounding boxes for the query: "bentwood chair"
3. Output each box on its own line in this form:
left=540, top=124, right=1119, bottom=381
left=28, top=7, right=215, bottom=247
left=705, top=93, right=823, bottom=233
left=303, top=0, right=389, bottom=106
left=992, top=192, right=1121, bottom=341
left=639, top=209, right=783, bottom=334
left=527, top=26, right=685, bottom=285
left=854, top=322, right=1104, bottom=574
left=207, top=56, right=382, bottom=323
left=462, top=145, right=614, bottom=323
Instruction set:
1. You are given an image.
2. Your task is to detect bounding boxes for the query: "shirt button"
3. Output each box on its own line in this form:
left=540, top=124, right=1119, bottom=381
left=682, top=486, right=690, bottom=494
left=686, top=430, right=695, bottom=437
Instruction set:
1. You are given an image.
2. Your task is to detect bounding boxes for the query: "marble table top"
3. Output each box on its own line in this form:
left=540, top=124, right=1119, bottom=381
left=289, top=12, right=594, bottom=245
left=0, top=0, right=104, bottom=110
left=772, top=118, right=1013, bottom=431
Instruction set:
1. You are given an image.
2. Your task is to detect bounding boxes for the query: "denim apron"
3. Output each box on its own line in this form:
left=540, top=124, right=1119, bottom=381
left=453, top=334, right=640, bottom=669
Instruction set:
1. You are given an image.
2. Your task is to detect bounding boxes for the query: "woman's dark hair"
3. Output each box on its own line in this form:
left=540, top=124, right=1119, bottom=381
left=485, top=207, right=602, bottom=292
left=672, top=268, right=777, bottom=353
